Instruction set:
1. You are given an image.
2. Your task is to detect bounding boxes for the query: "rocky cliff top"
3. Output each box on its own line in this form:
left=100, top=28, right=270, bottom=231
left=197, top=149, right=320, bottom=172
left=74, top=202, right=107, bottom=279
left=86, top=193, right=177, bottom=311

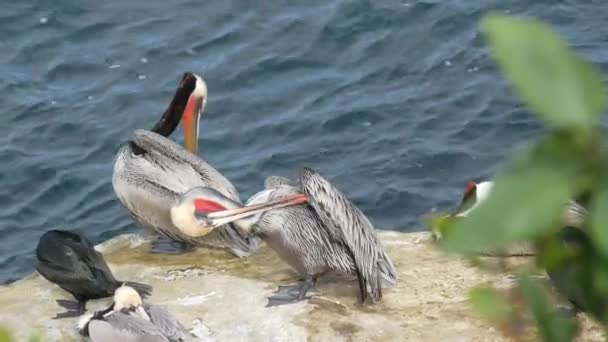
left=0, top=231, right=602, bottom=341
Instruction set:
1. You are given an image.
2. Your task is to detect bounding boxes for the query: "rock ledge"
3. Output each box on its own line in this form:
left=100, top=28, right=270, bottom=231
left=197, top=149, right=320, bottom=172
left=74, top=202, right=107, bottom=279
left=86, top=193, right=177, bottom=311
left=0, top=231, right=602, bottom=341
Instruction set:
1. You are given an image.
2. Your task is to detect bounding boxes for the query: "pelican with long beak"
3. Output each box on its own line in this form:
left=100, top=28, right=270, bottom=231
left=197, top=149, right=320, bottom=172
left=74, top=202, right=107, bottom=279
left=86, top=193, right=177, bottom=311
left=112, top=72, right=257, bottom=256
left=169, top=168, right=398, bottom=306
left=78, top=285, right=193, bottom=342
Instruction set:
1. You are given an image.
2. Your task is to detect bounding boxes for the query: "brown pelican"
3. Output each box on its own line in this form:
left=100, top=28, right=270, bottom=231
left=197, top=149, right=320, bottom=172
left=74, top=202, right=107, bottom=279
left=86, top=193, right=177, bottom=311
left=112, top=72, right=257, bottom=256
left=433, top=180, right=587, bottom=256
left=35, top=230, right=152, bottom=318
left=455, top=180, right=586, bottom=226
left=453, top=181, right=493, bottom=217
left=78, top=285, right=193, bottom=342
left=169, top=167, right=398, bottom=306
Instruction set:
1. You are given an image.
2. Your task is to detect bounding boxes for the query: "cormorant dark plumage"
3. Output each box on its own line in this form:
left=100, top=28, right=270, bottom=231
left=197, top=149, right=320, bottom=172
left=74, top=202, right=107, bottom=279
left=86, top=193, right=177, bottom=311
left=35, top=230, right=153, bottom=318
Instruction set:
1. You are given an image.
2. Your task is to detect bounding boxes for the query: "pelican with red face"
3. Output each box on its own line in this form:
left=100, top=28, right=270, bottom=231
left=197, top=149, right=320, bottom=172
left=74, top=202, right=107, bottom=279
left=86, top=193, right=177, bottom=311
left=169, top=168, right=398, bottom=306
left=112, top=72, right=257, bottom=256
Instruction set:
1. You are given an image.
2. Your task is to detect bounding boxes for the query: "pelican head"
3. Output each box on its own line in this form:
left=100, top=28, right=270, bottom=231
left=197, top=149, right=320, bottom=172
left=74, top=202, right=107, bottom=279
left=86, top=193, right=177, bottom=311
left=151, top=72, right=208, bottom=154
left=454, top=180, right=494, bottom=217
left=113, top=285, right=151, bottom=322
left=113, top=285, right=143, bottom=311
left=170, top=187, right=308, bottom=236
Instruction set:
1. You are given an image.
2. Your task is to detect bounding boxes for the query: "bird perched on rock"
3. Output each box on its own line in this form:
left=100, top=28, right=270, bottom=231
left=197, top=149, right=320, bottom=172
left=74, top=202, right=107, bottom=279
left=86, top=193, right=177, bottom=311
left=111, top=72, right=257, bottom=256
left=36, top=229, right=152, bottom=318
left=169, top=167, right=398, bottom=306
left=78, top=285, right=193, bottom=342
left=429, top=180, right=586, bottom=256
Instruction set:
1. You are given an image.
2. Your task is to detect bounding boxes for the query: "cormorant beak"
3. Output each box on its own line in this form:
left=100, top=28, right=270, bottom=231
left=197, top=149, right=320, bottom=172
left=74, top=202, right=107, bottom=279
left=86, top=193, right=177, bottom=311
left=200, top=194, right=309, bottom=229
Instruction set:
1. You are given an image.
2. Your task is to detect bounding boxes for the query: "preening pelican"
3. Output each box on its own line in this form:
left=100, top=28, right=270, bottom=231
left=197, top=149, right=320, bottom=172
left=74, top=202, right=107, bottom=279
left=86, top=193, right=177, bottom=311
left=78, top=285, right=192, bottom=342
left=169, top=168, right=398, bottom=306
left=112, top=72, right=257, bottom=256
left=35, top=230, right=152, bottom=318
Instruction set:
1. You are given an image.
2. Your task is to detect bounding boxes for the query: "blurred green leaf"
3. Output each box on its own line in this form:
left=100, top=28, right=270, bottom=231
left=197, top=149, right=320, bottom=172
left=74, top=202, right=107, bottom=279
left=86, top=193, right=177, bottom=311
left=483, top=14, right=605, bottom=132
left=590, top=185, right=608, bottom=258
left=469, top=286, right=512, bottom=321
left=423, top=211, right=459, bottom=240
left=536, top=236, right=573, bottom=270
left=442, top=166, right=574, bottom=253
left=518, top=275, right=578, bottom=342
left=0, top=327, right=12, bottom=342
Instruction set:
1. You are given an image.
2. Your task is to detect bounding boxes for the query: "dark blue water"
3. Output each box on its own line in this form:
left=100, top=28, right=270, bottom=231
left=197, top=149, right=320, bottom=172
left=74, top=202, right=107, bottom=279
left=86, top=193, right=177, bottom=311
left=1, top=0, right=607, bottom=283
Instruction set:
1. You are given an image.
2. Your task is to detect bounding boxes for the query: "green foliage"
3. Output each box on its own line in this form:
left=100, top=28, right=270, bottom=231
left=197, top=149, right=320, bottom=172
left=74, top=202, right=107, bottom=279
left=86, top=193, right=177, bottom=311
left=0, top=326, right=41, bottom=342
left=424, top=211, right=458, bottom=240
left=439, top=12, right=608, bottom=342
left=483, top=13, right=605, bottom=133
left=517, top=275, right=579, bottom=342
left=469, top=286, right=513, bottom=321
left=0, top=327, right=12, bottom=342
left=442, top=166, right=575, bottom=254
left=590, top=185, right=608, bottom=258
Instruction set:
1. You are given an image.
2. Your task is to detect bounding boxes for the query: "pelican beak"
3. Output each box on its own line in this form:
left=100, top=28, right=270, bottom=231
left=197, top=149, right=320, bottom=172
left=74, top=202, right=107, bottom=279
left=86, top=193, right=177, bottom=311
left=201, top=194, right=309, bottom=228
left=182, top=93, right=202, bottom=154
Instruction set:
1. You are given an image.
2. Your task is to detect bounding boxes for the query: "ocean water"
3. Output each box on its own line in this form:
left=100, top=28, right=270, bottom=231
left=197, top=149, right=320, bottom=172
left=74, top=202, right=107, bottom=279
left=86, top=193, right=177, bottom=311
left=1, top=0, right=607, bottom=284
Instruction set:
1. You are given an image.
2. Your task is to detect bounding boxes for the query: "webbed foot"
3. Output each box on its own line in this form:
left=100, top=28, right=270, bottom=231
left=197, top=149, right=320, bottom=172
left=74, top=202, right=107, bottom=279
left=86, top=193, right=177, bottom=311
left=151, top=237, right=194, bottom=254
left=266, top=276, right=318, bottom=307
left=53, top=300, right=86, bottom=319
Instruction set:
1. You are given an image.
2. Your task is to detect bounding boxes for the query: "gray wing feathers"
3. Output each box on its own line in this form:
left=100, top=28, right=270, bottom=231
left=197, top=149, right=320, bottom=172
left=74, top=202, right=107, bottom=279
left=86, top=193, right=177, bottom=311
left=147, top=305, right=193, bottom=342
left=563, top=200, right=587, bottom=228
left=113, top=130, right=258, bottom=256
left=132, top=129, right=240, bottom=201
left=298, top=168, right=398, bottom=302
left=89, top=313, right=169, bottom=342
left=264, top=176, right=295, bottom=189
left=377, top=250, right=398, bottom=286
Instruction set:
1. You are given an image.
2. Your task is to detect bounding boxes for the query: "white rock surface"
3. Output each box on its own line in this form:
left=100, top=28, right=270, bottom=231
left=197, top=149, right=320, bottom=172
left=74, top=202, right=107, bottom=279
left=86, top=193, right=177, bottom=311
left=0, top=232, right=603, bottom=341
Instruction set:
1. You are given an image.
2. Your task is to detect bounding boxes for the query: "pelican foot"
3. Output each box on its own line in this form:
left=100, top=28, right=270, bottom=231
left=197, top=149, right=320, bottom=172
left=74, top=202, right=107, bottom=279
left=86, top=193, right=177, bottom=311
left=151, top=237, right=195, bottom=254
left=266, top=276, right=318, bottom=307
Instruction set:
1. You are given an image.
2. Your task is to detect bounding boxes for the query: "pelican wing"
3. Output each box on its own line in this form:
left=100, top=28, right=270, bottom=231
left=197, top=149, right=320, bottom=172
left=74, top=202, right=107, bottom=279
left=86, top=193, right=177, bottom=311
left=147, top=305, right=193, bottom=342
left=264, top=176, right=295, bottom=189
left=298, top=167, right=397, bottom=302
left=113, top=130, right=258, bottom=256
left=131, top=129, right=240, bottom=201
left=88, top=313, right=168, bottom=342
left=247, top=180, right=300, bottom=205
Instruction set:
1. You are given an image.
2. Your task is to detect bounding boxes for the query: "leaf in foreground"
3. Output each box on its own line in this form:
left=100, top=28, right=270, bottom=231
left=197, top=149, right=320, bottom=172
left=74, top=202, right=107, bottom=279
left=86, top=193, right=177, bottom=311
left=442, top=166, right=573, bottom=254
left=0, top=327, right=12, bottom=342
left=470, top=286, right=512, bottom=321
left=483, top=13, right=605, bottom=131
left=518, top=275, right=578, bottom=342
left=589, top=185, right=608, bottom=259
